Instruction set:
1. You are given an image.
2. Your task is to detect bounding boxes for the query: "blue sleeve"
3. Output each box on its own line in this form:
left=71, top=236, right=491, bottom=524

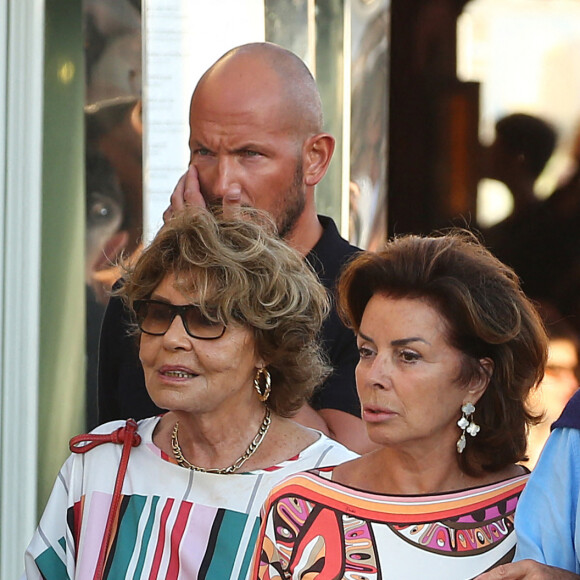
left=514, top=427, right=580, bottom=573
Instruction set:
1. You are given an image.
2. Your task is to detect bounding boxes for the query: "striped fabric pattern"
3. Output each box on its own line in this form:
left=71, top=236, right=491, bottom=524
left=23, top=417, right=357, bottom=579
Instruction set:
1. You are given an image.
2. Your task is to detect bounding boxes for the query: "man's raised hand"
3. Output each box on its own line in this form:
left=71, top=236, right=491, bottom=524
left=163, top=165, right=206, bottom=223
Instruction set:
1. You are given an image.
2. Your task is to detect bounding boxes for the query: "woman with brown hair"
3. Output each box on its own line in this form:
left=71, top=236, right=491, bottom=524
left=24, top=207, right=356, bottom=579
left=253, top=230, right=548, bottom=579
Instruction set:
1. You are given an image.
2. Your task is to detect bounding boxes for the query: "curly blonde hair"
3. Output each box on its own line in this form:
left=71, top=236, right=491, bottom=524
left=119, top=207, right=331, bottom=417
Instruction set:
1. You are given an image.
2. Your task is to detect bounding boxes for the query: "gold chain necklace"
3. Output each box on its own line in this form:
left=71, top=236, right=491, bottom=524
left=171, top=407, right=272, bottom=474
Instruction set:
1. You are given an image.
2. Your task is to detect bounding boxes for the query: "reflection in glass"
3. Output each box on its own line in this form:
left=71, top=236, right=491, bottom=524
left=349, top=0, right=389, bottom=250
left=83, top=0, right=143, bottom=428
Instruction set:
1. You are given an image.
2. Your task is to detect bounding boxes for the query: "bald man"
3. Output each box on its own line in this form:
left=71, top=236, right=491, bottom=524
left=98, top=42, right=374, bottom=453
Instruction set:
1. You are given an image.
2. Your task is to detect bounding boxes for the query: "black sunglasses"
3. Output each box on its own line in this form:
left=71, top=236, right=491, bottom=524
left=133, top=299, right=226, bottom=340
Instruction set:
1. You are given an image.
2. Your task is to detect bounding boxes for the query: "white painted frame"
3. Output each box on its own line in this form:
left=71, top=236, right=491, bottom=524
left=0, top=0, right=45, bottom=577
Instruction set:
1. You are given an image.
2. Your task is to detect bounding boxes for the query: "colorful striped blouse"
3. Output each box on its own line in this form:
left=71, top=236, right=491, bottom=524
left=23, top=417, right=357, bottom=579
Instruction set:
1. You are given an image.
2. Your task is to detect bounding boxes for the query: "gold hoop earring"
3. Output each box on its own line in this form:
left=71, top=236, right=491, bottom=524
left=254, top=367, right=271, bottom=402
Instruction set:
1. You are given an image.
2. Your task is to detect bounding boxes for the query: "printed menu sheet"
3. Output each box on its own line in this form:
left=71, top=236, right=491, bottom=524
left=142, top=0, right=265, bottom=241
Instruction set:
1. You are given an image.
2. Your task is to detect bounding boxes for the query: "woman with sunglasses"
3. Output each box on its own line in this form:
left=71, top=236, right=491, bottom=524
left=24, top=207, right=357, bottom=579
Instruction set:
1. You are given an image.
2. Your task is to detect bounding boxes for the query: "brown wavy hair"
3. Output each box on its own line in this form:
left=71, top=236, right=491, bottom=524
left=119, top=207, right=331, bottom=417
left=337, top=229, right=548, bottom=475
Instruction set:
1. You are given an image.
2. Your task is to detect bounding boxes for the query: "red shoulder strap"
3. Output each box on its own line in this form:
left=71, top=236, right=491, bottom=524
left=69, top=419, right=142, bottom=453
left=69, top=419, right=141, bottom=579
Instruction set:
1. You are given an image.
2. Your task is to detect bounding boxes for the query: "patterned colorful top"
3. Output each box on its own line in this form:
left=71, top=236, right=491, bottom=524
left=23, top=418, right=357, bottom=580
left=252, top=468, right=530, bottom=579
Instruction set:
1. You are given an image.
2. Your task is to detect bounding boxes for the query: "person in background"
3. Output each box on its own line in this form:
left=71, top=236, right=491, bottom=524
left=482, top=113, right=557, bottom=221
left=252, top=230, right=548, bottom=579
left=523, top=303, right=579, bottom=469
left=24, top=207, right=357, bottom=579
left=98, top=42, right=374, bottom=452
left=480, top=113, right=557, bottom=288
left=477, top=115, right=580, bottom=341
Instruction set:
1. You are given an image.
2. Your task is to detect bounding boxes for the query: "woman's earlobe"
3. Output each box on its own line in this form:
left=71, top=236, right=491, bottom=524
left=469, top=357, right=494, bottom=400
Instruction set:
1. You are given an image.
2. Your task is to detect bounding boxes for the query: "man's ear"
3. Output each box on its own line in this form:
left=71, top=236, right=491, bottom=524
left=303, top=133, right=335, bottom=187
left=467, top=357, right=494, bottom=405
